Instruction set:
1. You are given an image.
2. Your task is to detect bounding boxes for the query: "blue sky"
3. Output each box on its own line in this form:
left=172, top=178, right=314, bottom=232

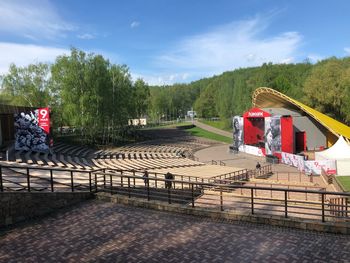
left=1, top=0, right=350, bottom=85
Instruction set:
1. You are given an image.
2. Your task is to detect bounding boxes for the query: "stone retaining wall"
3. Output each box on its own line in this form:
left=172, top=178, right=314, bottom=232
left=96, top=192, right=350, bottom=234
left=0, top=192, right=93, bottom=228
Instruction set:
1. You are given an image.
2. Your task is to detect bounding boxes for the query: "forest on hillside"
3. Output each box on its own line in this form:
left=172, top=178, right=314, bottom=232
left=150, top=57, right=350, bottom=128
left=1, top=47, right=350, bottom=144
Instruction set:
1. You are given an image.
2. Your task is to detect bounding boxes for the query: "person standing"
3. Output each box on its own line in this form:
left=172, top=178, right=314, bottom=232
left=143, top=170, right=149, bottom=187
left=165, top=172, right=174, bottom=189
left=256, top=162, right=261, bottom=177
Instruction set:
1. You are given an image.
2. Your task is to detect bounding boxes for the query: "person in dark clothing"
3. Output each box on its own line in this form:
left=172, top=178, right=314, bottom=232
left=165, top=172, right=174, bottom=189
left=256, top=162, right=261, bottom=170
left=143, top=170, right=149, bottom=187
left=256, top=162, right=261, bottom=176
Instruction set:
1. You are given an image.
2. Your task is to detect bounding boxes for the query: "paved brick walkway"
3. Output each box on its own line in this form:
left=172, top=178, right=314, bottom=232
left=1, top=200, right=350, bottom=263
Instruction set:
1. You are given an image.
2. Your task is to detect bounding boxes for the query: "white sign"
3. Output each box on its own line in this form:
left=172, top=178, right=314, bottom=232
left=304, top=160, right=337, bottom=175
left=240, top=145, right=264, bottom=157
left=281, top=152, right=305, bottom=171
left=248, top=112, right=263, bottom=117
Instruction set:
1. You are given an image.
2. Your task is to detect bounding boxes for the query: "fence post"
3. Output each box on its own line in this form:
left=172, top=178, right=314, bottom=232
left=251, top=188, right=254, bottom=214
left=110, top=174, right=113, bottom=194
left=181, top=175, right=184, bottom=190
left=103, top=173, right=106, bottom=189
left=0, top=166, right=3, bottom=192
left=133, top=170, right=136, bottom=187
left=94, top=173, right=98, bottom=192
left=70, top=170, right=74, bottom=192
left=220, top=187, right=224, bottom=211
left=284, top=191, right=288, bottom=218
left=321, top=193, right=325, bottom=222
left=27, top=167, right=31, bottom=192
left=50, top=169, right=54, bottom=192
left=147, top=177, right=150, bottom=201
left=89, top=172, right=92, bottom=192
left=128, top=177, right=131, bottom=198
left=191, top=183, right=195, bottom=207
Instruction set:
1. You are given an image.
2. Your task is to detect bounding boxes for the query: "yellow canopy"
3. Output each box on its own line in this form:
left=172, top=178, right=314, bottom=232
left=252, top=87, right=350, bottom=141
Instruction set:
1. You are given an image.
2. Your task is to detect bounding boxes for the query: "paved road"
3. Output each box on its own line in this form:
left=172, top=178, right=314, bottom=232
left=1, top=200, right=349, bottom=263
left=194, top=120, right=232, bottom=138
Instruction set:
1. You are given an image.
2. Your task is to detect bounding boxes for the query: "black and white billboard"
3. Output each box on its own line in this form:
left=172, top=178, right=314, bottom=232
left=233, top=116, right=244, bottom=151
left=14, top=109, right=51, bottom=153
left=264, top=116, right=281, bottom=155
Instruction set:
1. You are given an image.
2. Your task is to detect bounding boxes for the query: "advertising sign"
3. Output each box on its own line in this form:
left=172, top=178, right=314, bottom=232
left=281, top=152, right=305, bottom=171
left=241, top=145, right=264, bottom=157
left=304, top=160, right=337, bottom=175
left=233, top=116, right=244, bottom=151
left=265, top=116, right=281, bottom=155
left=38, top=107, right=50, bottom=134
left=14, top=108, right=51, bottom=153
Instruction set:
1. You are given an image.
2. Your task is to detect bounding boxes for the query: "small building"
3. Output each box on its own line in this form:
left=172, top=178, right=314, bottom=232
left=128, top=118, right=147, bottom=126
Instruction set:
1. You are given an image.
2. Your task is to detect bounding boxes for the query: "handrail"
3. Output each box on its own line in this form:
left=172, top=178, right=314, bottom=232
left=0, top=162, right=105, bottom=173
left=1, top=163, right=350, bottom=223
left=92, top=170, right=347, bottom=196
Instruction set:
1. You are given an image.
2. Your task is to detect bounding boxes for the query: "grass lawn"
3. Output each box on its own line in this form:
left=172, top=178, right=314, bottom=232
left=186, top=126, right=233, bottom=144
left=336, top=176, right=350, bottom=191
left=146, top=121, right=192, bottom=129
left=199, top=119, right=232, bottom=132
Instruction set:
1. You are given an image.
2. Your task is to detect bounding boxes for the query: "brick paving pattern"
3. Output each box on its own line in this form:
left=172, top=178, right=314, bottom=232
left=1, top=200, right=350, bottom=263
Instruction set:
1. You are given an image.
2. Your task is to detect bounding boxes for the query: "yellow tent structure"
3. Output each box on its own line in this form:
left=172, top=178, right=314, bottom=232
left=252, top=87, right=350, bottom=146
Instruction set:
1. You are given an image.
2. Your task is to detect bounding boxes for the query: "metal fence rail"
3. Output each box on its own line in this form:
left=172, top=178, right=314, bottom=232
left=92, top=170, right=349, bottom=223
left=0, top=164, right=349, bottom=224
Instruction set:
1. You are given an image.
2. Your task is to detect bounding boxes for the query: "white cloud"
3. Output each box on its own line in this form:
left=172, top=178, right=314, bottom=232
left=77, top=33, right=95, bottom=40
left=344, top=47, right=350, bottom=55
left=154, top=16, right=302, bottom=82
left=0, top=0, right=76, bottom=39
left=130, top=21, right=140, bottom=29
left=131, top=72, right=190, bottom=86
left=0, top=42, right=69, bottom=74
left=306, top=54, right=324, bottom=63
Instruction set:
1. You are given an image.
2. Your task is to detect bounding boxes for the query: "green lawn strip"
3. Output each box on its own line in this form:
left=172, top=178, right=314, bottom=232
left=145, top=122, right=193, bottom=129
left=186, top=126, right=232, bottom=144
left=199, top=119, right=232, bottom=132
left=336, top=176, right=350, bottom=191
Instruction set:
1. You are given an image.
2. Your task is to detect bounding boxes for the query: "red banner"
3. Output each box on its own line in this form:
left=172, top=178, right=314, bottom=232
left=38, top=107, right=50, bottom=134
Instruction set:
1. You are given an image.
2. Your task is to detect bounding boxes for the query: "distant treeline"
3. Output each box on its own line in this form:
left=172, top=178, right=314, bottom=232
left=150, top=57, right=350, bottom=128
left=1, top=47, right=350, bottom=143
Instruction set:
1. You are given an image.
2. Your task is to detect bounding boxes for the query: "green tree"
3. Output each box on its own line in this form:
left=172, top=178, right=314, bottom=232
left=1, top=63, right=51, bottom=107
left=303, top=58, right=350, bottom=123
left=134, top=78, right=150, bottom=118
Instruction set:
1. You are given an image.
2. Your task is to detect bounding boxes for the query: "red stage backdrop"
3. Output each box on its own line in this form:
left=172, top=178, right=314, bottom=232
left=243, top=108, right=270, bottom=146
left=281, top=116, right=293, bottom=153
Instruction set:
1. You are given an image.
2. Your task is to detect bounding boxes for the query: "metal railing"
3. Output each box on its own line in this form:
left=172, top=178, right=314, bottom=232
left=1, top=164, right=350, bottom=223
left=92, top=170, right=350, bottom=223
left=210, top=164, right=272, bottom=183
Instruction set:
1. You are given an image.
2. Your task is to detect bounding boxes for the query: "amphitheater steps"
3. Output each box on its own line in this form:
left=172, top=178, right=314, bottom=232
left=50, top=153, right=67, bottom=168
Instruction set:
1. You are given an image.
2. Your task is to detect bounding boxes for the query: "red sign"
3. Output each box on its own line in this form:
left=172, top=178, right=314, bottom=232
left=38, top=108, right=50, bottom=134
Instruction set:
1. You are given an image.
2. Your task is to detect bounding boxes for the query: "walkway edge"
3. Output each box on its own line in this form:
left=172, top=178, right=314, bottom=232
left=96, top=192, right=350, bottom=235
